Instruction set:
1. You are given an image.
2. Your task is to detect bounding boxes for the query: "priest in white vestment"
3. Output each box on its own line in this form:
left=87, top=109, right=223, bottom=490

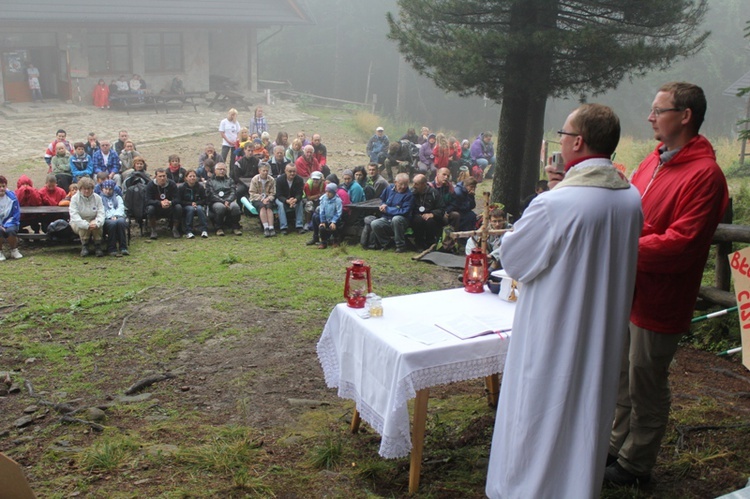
left=486, top=103, right=643, bottom=499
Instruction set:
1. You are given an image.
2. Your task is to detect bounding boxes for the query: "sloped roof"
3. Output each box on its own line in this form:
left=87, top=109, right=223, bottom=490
left=724, top=69, right=750, bottom=98
left=0, top=0, right=314, bottom=26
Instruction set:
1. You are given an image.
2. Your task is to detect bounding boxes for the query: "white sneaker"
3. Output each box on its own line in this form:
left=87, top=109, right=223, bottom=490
left=0, top=252, right=5, bottom=261
left=10, top=249, right=22, bottom=259
left=201, top=231, right=208, bottom=238
left=186, top=232, right=195, bottom=239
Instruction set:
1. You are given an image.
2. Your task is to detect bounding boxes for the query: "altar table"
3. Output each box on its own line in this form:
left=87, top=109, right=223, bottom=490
left=317, top=287, right=515, bottom=492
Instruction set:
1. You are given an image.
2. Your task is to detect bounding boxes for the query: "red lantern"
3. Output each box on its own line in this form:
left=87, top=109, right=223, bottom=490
left=344, top=259, right=372, bottom=308
left=463, top=247, right=488, bottom=293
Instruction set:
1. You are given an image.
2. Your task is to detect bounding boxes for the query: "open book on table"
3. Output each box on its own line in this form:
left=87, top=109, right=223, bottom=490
left=434, top=314, right=513, bottom=340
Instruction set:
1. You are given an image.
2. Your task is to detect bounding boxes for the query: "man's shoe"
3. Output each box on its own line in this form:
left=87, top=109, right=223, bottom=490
left=121, top=249, right=130, bottom=256
left=216, top=229, right=225, bottom=236
left=172, top=228, right=181, bottom=239
left=149, top=229, right=158, bottom=240
left=201, top=231, right=208, bottom=238
left=298, top=227, right=308, bottom=234
left=10, top=248, right=23, bottom=259
left=186, top=232, right=195, bottom=239
left=281, top=229, right=288, bottom=235
left=318, top=243, right=328, bottom=249
left=94, top=245, right=104, bottom=257
left=110, top=252, right=120, bottom=257
left=80, top=245, right=90, bottom=257
left=268, top=229, right=276, bottom=237
left=233, top=228, right=243, bottom=236
left=395, top=246, right=407, bottom=253
left=306, top=238, right=318, bottom=246
left=603, top=462, right=651, bottom=487
left=264, top=228, right=271, bottom=237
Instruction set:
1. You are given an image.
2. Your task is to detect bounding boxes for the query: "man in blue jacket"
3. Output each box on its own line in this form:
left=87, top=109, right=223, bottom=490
left=370, top=173, right=413, bottom=253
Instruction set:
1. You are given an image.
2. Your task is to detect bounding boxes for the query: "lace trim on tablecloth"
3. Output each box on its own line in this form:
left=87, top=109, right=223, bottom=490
left=393, top=355, right=505, bottom=415
left=316, top=333, right=340, bottom=388
left=337, top=380, right=413, bottom=459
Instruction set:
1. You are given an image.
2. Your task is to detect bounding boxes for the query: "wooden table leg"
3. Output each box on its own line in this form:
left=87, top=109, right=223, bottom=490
left=350, top=408, right=361, bottom=434
left=485, top=373, right=500, bottom=408
left=409, top=388, right=430, bottom=494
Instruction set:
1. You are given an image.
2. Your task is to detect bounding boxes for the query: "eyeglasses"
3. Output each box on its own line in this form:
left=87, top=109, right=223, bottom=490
left=649, top=107, right=683, bottom=117
left=557, top=130, right=580, bottom=137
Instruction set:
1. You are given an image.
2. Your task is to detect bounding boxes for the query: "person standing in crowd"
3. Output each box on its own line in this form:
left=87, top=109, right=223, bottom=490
left=219, top=108, right=241, bottom=163
left=249, top=106, right=268, bottom=135
left=366, top=127, right=390, bottom=165
left=605, top=82, right=729, bottom=487
left=486, top=103, right=643, bottom=499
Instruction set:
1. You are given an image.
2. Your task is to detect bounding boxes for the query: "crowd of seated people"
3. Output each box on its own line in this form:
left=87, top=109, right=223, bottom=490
left=0, top=117, right=504, bottom=262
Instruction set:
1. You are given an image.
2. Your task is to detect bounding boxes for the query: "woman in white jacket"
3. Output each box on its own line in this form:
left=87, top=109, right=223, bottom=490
left=68, top=177, right=105, bottom=257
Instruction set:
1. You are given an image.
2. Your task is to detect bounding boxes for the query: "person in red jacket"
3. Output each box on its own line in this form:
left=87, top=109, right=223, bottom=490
left=38, top=174, right=67, bottom=206
left=294, top=145, right=320, bottom=181
left=605, top=82, right=729, bottom=487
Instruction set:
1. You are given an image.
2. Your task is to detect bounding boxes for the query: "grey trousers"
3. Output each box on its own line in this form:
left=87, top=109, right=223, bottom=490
left=609, top=322, right=683, bottom=476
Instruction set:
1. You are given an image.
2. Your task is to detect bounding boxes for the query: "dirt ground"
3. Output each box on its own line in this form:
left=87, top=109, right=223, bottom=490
left=2, top=99, right=750, bottom=497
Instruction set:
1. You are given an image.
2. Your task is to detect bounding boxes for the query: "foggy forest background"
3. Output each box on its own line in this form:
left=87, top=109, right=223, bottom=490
left=260, top=0, right=750, bottom=140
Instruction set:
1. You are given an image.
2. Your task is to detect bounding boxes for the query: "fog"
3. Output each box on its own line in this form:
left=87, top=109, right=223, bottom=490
left=260, top=0, right=750, bottom=139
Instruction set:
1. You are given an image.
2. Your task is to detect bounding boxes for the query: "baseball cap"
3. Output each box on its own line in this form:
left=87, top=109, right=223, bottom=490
left=376, top=127, right=384, bottom=132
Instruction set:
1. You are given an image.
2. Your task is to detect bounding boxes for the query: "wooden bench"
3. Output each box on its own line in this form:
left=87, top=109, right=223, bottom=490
left=19, top=206, right=70, bottom=241
left=155, top=91, right=207, bottom=113
left=110, top=93, right=160, bottom=115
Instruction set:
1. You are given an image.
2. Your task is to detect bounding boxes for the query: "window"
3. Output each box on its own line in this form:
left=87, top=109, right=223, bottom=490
left=88, top=33, right=131, bottom=74
left=145, top=32, right=183, bottom=73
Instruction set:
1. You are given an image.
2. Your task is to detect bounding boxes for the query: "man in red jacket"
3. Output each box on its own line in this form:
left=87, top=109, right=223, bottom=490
left=605, top=82, right=729, bottom=487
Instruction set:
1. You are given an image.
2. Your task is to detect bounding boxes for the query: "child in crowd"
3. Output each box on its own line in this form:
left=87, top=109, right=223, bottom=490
left=70, top=142, right=93, bottom=183
left=51, top=142, right=73, bottom=191
left=316, top=182, right=343, bottom=249
left=100, top=180, right=129, bottom=256
left=94, top=171, right=123, bottom=196
left=285, top=138, right=303, bottom=164
left=44, top=129, right=72, bottom=167
left=59, top=183, right=78, bottom=207
left=38, top=174, right=67, bottom=206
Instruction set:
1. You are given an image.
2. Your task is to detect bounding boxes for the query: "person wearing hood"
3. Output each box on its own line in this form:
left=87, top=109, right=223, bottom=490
left=315, top=182, right=343, bottom=249
left=100, top=180, right=129, bottom=256
left=470, top=131, right=496, bottom=179
left=15, top=175, right=42, bottom=207
left=418, top=133, right=437, bottom=178
left=0, top=175, right=22, bottom=260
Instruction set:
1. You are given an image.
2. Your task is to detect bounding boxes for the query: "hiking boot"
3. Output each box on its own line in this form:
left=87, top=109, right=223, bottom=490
left=186, top=232, right=195, bottom=239
left=603, top=462, right=651, bottom=488
left=150, top=229, right=158, bottom=240
left=121, top=249, right=130, bottom=256
left=10, top=248, right=23, bottom=259
left=201, top=231, right=208, bottom=238
left=233, top=228, right=243, bottom=236
left=172, top=227, right=181, bottom=239
left=94, top=244, right=104, bottom=257
left=216, top=229, right=225, bottom=236
left=80, top=245, right=90, bottom=257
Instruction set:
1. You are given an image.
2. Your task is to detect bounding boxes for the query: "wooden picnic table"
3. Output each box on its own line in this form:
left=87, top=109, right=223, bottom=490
left=110, top=93, right=160, bottom=115
left=154, top=91, right=207, bottom=113
left=208, top=89, right=252, bottom=111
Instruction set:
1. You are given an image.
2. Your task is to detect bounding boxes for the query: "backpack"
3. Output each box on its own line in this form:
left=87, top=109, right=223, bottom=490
left=471, top=165, right=484, bottom=183
left=46, top=219, right=77, bottom=242
left=123, top=182, right=147, bottom=222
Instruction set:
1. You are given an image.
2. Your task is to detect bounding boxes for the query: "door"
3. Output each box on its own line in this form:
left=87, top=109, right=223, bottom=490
left=57, top=49, right=71, bottom=101
left=1, top=50, right=31, bottom=103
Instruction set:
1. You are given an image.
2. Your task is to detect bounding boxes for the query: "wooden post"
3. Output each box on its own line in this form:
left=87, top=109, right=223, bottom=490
left=350, top=408, right=361, bottom=434
left=485, top=374, right=500, bottom=408
left=716, top=198, right=734, bottom=292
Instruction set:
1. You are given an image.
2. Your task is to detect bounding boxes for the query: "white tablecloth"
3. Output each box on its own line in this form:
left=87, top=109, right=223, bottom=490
left=317, top=288, right=515, bottom=458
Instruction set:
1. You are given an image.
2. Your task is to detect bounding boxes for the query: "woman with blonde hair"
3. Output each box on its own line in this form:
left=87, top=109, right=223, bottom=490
left=219, top=108, right=241, bottom=163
